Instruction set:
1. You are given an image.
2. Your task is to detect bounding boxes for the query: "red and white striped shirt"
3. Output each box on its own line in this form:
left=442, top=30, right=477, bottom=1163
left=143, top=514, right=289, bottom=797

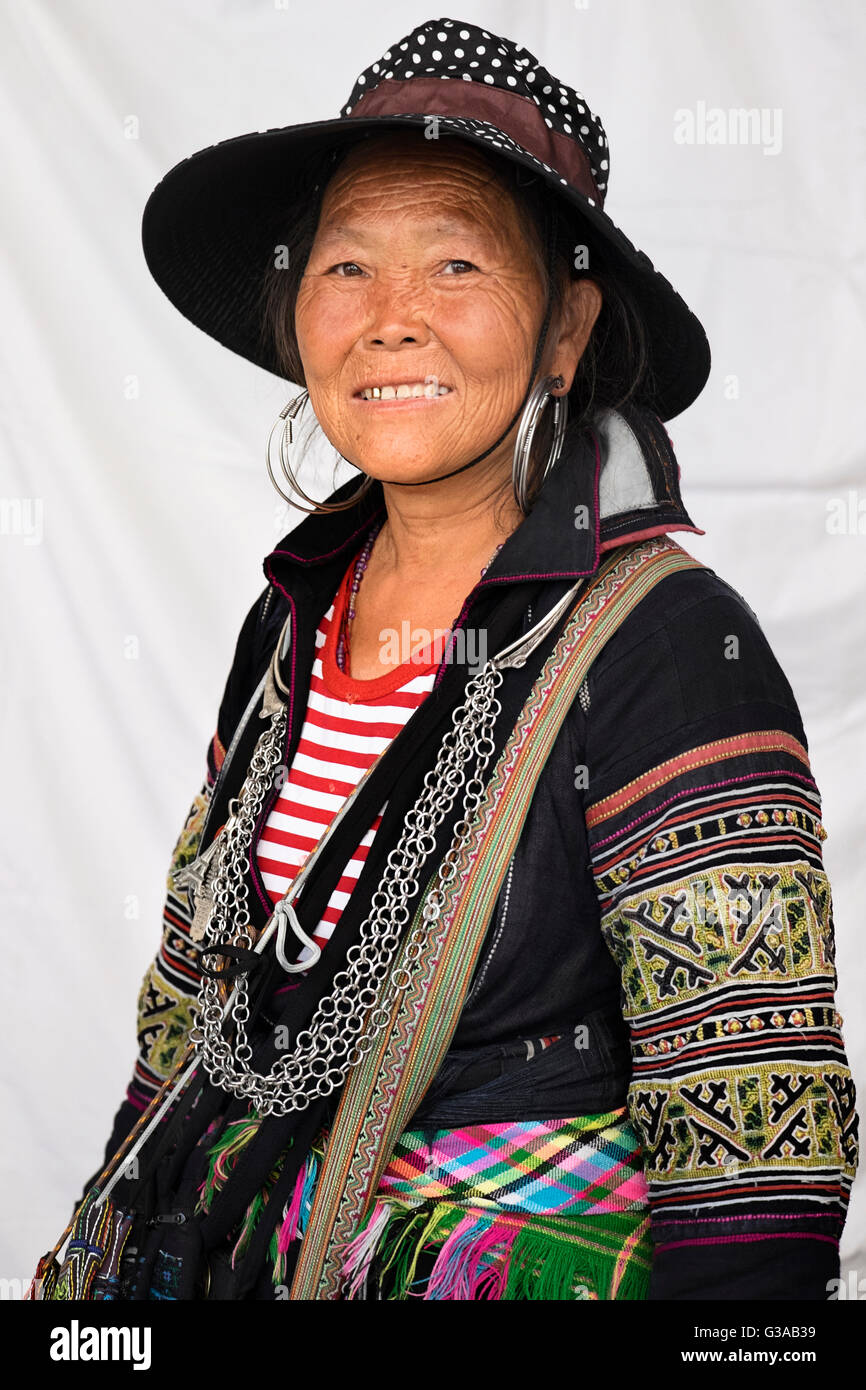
left=255, top=557, right=439, bottom=965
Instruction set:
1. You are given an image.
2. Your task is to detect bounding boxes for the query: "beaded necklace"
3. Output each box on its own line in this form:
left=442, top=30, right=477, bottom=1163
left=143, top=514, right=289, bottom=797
left=335, top=520, right=506, bottom=674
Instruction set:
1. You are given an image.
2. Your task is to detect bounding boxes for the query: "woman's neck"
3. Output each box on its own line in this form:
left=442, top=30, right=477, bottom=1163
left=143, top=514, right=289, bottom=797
left=371, top=462, right=523, bottom=582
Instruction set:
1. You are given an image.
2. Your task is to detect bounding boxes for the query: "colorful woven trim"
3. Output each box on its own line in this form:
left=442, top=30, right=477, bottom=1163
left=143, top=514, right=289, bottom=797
left=337, top=1110, right=652, bottom=1300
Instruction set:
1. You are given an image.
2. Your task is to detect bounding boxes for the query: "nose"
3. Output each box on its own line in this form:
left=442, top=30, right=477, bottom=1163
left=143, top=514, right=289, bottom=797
left=363, top=275, right=432, bottom=351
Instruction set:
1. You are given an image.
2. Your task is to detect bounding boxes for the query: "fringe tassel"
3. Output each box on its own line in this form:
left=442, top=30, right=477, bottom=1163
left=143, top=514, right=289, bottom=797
left=337, top=1200, right=442, bottom=1300
left=196, top=1113, right=263, bottom=1214
left=425, top=1212, right=513, bottom=1300
left=502, top=1221, right=651, bottom=1301
left=230, top=1176, right=277, bottom=1268
left=608, top=1224, right=654, bottom=1302
left=269, top=1146, right=321, bottom=1286
left=337, top=1198, right=652, bottom=1302
left=373, top=1204, right=444, bottom=1298
left=340, top=1199, right=394, bottom=1298
left=193, top=1108, right=287, bottom=1270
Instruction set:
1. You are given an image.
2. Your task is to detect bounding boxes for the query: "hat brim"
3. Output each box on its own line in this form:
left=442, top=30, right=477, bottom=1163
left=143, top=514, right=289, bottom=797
left=141, top=113, right=710, bottom=421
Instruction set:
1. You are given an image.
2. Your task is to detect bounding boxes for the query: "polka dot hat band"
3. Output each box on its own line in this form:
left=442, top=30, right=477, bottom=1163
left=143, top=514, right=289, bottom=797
left=341, top=20, right=611, bottom=208
left=141, top=15, right=710, bottom=420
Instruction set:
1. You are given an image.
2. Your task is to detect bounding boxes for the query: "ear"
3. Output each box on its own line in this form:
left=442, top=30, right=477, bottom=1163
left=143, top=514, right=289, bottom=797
left=548, top=278, right=603, bottom=394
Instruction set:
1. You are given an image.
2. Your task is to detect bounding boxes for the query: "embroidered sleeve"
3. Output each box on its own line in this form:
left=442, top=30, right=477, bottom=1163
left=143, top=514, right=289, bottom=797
left=75, top=744, right=223, bottom=1208
left=581, top=573, right=859, bottom=1300
left=128, top=585, right=273, bottom=1110
left=80, top=590, right=271, bottom=1196
left=130, top=733, right=225, bottom=1106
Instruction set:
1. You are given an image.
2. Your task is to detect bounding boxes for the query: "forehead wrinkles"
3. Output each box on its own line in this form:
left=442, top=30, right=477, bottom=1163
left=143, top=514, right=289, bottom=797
left=318, top=147, right=523, bottom=242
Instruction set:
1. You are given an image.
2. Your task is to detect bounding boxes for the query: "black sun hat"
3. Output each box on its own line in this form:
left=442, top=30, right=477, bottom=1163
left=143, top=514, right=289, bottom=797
left=141, top=15, right=710, bottom=421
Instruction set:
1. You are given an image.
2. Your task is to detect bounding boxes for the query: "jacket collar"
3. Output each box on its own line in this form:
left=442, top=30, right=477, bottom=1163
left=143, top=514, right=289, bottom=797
left=263, top=403, right=703, bottom=596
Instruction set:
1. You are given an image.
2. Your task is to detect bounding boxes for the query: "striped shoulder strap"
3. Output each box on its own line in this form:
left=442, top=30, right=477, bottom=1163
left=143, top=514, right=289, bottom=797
left=291, top=535, right=705, bottom=1298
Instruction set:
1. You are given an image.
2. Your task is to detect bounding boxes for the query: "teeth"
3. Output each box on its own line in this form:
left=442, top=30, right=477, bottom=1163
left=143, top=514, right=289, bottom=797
left=360, top=382, right=452, bottom=400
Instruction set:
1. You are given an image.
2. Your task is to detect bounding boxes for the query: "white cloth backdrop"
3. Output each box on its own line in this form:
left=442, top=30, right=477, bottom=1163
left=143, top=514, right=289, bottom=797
left=1, top=0, right=864, bottom=1287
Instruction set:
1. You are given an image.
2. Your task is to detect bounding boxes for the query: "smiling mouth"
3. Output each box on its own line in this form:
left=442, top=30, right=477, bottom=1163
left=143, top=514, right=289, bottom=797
left=356, top=381, right=452, bottom=400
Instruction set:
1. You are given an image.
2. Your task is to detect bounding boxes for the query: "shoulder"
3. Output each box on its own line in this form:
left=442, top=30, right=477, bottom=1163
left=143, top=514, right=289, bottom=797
left=578, top=553, right=812, bottom=798
left=587, top=557, right=801, bottom=726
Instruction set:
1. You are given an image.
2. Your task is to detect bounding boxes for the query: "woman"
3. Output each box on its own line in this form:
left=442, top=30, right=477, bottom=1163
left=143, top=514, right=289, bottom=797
left=37, top=17, right=857, bottom=1301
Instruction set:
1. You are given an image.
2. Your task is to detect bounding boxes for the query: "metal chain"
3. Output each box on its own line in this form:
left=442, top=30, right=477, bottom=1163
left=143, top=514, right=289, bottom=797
left=191, top=700, right=290, bottom=1097
left=190, top=659, right=504, bottom=1116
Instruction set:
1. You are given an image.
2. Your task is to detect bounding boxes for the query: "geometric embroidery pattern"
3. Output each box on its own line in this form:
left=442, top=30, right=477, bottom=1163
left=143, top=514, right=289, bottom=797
left=588, top=765, right=859, bottom=1245
left=602, top=861, right=836, bottom=1017
left=136, top=962, right=199, bottom=1085
left=130, top=767, right=216, bottom=1102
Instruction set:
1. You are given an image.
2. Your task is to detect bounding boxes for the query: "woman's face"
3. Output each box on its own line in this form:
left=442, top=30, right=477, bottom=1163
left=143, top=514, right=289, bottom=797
left=294, top=133, right=599, bottom=483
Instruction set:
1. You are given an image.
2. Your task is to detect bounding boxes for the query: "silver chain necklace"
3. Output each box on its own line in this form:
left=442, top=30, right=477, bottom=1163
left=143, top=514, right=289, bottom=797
left=186, top=576, right=585, bottom=1118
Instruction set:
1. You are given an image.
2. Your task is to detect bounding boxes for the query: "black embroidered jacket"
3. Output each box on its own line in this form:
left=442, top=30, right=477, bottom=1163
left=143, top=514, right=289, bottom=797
left=93, top=406, right=859, bottom=1300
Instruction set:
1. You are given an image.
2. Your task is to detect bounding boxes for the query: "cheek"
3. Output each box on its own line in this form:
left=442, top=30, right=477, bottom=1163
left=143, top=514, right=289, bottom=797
left=438, top=289, right=537, bottom=382
left=295, top=283, right=365, bottom=377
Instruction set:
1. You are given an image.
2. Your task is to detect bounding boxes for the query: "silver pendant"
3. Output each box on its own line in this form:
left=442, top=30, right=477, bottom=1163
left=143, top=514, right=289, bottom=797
left=273, top=898, right=323, bottom=973
left=173, top=834, right=221, bottom=942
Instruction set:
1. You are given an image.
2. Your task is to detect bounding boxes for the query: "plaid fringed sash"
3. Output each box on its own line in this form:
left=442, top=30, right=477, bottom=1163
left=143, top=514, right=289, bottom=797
left=288, top=538, right=704, bottom=1299
left=340, top=1110, right=652, bottom=1300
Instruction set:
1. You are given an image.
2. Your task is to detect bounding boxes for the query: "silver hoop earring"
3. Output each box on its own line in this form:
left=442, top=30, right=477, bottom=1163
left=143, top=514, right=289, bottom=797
left=265, top=390, right=374, bottom=515
left=512, top=374, right=568, bottom=514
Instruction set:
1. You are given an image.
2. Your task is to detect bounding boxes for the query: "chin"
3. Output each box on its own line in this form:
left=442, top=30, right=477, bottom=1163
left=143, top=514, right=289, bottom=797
left=345, top=431, right=457, bottom=484
left=357, top=454, right=452, bottom=485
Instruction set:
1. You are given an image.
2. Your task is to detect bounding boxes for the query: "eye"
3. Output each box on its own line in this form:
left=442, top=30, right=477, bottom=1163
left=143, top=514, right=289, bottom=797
left=440, top=259, right=478, bottom=275
left=327, top=261, right=365, bottom=277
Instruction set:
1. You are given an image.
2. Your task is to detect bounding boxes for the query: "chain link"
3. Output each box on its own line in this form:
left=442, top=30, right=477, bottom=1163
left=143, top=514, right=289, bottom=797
left=191, top=658, right=504, bottom=1116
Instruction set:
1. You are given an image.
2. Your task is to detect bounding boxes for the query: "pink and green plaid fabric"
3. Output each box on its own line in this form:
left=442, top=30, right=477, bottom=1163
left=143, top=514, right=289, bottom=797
left=335, top=1109, right=653, bottom=1298
left=377, top=1108, right=649, bottom=1218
